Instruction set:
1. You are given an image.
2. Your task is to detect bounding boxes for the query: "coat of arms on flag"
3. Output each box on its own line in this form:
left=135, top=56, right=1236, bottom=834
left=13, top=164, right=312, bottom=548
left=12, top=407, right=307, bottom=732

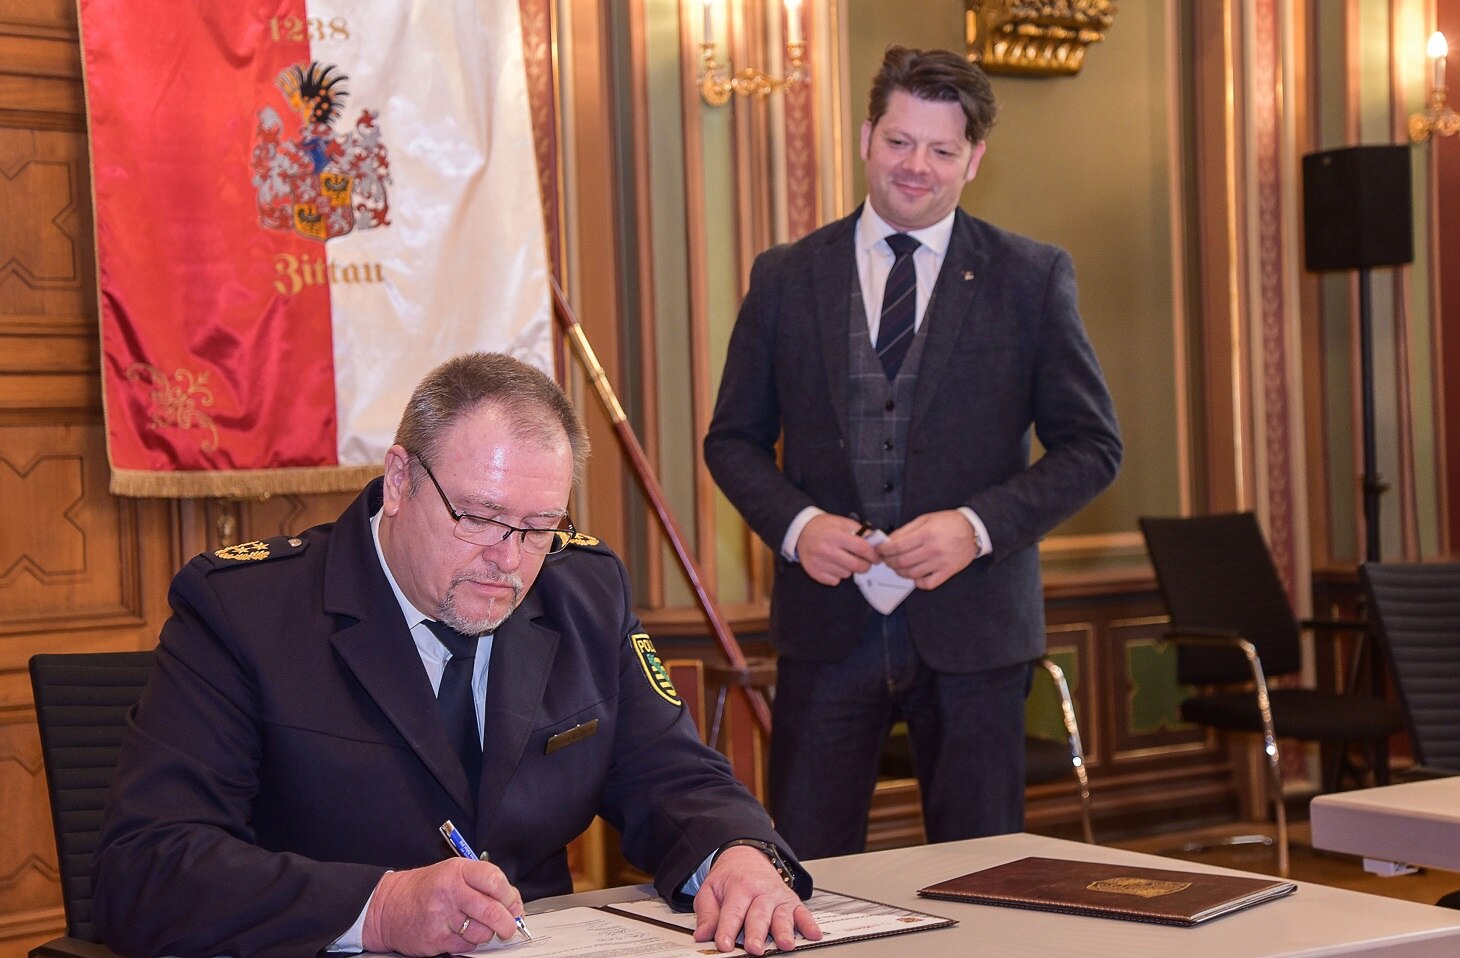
left=253, top=62, right=391, bottom=242
left=80, top=1, right=552, bottom=497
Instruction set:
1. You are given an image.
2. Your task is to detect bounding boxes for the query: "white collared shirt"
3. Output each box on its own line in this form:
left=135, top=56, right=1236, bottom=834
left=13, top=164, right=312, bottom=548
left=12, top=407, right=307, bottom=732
left=854, top=202, right=956, bottom=346
left=370, top=508, right=492, bottom=740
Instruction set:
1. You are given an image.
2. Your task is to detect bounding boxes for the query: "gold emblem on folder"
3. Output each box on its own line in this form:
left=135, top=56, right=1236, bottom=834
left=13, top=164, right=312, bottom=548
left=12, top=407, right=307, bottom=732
left=1088, top=877, right=1192, bottom=898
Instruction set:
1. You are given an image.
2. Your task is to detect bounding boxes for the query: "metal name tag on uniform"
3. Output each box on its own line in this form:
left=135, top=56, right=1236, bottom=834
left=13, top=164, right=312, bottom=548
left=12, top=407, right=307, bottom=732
left=545, top=719, right=599, bottom=754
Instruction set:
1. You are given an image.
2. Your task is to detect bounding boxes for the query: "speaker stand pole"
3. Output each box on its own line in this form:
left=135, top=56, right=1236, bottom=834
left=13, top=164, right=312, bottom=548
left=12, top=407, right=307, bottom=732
left=1358, top=266, right=1384, bottom=563
left=1355, top=267, right=1391, bottom=787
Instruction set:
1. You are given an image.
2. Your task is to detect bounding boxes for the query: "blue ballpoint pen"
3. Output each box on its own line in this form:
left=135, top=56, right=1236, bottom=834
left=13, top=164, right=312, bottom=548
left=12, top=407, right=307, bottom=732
left=439, top=820, right=536, bottom=943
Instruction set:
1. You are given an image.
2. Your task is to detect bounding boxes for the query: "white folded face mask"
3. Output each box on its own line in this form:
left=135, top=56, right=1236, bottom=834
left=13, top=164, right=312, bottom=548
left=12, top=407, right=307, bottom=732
left=852, top=529, right=915, bottom=615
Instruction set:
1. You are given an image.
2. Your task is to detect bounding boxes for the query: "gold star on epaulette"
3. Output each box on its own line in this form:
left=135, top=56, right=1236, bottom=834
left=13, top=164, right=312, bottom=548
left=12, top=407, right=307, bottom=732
left=210, top=536, right=305, bottom=565
left=214, top=540, right=272, bottom=562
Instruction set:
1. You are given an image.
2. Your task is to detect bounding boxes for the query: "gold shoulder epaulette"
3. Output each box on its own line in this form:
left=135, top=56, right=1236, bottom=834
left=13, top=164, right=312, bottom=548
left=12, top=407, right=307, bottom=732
left=207, top=536, right=307, bottom=566
left=564, top=531, right=600, bottom=548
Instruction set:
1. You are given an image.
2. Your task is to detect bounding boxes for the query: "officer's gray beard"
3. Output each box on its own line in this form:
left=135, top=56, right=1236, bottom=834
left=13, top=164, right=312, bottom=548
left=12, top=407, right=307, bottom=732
left=438, top=570, right=524, bottom=636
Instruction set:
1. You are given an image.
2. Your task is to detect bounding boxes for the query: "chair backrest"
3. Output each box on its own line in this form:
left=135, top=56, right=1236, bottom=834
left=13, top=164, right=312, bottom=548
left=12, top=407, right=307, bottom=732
left=1139, top=513, right=1302, bottom=685
left=29, top=651, right=153, bottom=943
left=1361, top=563, right=1460, bottom=772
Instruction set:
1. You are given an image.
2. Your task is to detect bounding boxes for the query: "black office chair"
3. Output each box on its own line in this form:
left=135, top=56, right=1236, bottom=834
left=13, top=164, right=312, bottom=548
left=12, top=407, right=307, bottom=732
left=880, top=656, right=1096, bottom=842
left=1140, top=513, right=1403, bottom=877
left=28, top=651, right=152, bottom=958
left=1360, top=562, right=1460, bottom=776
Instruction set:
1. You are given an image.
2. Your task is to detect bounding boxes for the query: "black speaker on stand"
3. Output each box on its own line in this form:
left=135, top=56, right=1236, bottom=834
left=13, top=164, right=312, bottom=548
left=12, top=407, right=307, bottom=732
left=1302, top=144, right=1414, bottom=563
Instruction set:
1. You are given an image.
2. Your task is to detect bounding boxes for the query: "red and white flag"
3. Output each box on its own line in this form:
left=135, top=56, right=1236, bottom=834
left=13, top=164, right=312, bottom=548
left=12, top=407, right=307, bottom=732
left=80, top=0, right=552, bottom=496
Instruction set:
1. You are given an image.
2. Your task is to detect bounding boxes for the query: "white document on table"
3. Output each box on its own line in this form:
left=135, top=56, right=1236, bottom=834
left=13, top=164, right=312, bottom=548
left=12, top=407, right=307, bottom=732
left=361, top=905, right=723, bottom=957
left=361, top=889, right=954, bottom=956
left=602, top=888, right=956, bottom=952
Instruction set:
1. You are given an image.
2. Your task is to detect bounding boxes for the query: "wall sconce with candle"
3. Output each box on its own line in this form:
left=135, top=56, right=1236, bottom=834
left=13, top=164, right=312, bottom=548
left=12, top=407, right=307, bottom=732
left=1410, top=30, right=1460, bottom=142
left=698, top=0, right=807, bottom=106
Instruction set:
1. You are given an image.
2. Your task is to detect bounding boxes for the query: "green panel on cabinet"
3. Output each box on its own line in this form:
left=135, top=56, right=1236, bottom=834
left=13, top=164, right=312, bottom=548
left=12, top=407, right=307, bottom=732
left=1127, top=639, right=1194, bottom=733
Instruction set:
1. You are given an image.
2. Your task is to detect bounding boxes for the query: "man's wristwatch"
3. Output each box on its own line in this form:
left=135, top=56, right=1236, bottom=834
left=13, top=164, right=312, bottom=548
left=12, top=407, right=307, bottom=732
left=714, top=838, right=797, bottom=889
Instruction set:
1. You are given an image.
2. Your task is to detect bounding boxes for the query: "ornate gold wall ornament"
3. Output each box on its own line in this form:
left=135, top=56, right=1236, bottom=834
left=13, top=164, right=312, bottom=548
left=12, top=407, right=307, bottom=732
left=964, top=1, right=1117, bottom=77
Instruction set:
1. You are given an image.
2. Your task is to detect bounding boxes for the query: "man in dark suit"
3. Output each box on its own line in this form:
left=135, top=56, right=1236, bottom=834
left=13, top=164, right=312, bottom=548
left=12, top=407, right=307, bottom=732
left=95, top=353, right=819, bottom=958
left=704, top=46, right=1122, bottom=858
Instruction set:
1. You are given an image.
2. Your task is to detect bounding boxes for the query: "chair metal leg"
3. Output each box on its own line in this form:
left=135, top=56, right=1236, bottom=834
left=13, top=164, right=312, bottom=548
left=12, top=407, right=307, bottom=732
left=705, top=658, right=777, bottom=753
left=1162, top=635, right=1290, bottom=877
left=708, top=685, right=730, bottom=750
left=1247, top=650, right=1290, bottom=878
left=1036, top=657, right=1095, bottom=843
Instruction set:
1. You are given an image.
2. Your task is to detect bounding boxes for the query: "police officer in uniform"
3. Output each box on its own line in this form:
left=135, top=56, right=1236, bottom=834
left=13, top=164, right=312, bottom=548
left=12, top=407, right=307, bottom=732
left=94, top=353, right=819, bottom=958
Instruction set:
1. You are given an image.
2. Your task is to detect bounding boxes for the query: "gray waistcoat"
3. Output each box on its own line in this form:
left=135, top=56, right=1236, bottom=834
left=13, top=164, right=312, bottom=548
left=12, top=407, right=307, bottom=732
left=847, top=281, right=930, bottom=532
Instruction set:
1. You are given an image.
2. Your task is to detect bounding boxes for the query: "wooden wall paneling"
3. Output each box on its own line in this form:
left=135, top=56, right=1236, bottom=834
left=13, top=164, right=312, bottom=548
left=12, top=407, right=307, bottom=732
left=1192, top=0, right=1251, bottom=515
left=555, top=0, right=639, bottom=894
left=679, top=0, right=722, bottom=600
left=0, top=5, right=184, bottom=954
left=174, top=490, right=361, bottom=560
left=0, top=667, right=63, bottom=951
left=1, top=424, right=156, bottom=634
left=1442, top=2, right=1460, bottom=554
left=561, top=0, right=629, bottom=557
left=624, top=0, right=667, bottom=607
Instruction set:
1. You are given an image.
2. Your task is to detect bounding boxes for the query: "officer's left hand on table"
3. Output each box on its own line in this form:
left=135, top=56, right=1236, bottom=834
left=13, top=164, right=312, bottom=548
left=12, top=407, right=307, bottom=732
left=691, top=845, right=822, bottom=955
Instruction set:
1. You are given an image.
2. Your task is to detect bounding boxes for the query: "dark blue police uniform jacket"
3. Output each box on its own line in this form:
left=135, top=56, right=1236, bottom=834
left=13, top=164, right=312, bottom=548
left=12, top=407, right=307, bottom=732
left=93, top=477, right=804, bottom=958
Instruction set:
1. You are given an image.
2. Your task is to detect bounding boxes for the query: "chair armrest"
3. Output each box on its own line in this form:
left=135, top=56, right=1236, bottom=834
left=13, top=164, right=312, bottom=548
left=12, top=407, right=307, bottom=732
left=28, top=938, right=125, bottom=958
left=1161, top=626, right=1243, bottom=642
left=1161, top=632, right=1272, bottom=692
left=1161, top=634, right=1280, bottom=789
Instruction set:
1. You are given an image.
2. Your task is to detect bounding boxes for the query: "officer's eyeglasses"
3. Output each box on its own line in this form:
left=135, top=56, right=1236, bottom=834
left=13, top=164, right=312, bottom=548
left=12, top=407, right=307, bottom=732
left=414, top=455, right=573, bottom=555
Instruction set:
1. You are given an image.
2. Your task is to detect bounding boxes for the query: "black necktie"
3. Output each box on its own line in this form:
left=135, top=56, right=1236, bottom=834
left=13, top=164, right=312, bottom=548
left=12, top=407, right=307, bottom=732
left=426, top=620, right=482, bottom=797
left=875, top=233, right=921, bottom=380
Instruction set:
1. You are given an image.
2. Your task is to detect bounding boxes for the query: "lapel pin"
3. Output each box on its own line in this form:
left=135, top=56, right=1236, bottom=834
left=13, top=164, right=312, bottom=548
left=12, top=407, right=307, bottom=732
left=963, top=270, right=975, bottom=281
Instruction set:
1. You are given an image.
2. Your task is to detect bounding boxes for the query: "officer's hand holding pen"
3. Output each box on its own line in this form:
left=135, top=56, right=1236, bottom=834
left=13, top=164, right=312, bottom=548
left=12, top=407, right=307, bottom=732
left=440, top=821, right=536, bottom=943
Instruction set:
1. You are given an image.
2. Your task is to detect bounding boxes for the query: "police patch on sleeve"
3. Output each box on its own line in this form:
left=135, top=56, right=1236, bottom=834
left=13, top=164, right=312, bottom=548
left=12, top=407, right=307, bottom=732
left=631, top=633, right=682, bottom=708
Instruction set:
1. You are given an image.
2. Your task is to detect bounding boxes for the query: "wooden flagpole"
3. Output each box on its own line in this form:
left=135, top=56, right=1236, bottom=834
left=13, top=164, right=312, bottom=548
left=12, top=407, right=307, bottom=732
left=550, top=278, right=772, bottom=736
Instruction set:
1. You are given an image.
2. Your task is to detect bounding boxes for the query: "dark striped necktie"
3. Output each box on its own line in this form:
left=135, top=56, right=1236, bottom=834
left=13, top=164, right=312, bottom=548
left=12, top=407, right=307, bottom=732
left=875, top=232, right=921, bottom=379
left=426, top=619, right=482, bottom=798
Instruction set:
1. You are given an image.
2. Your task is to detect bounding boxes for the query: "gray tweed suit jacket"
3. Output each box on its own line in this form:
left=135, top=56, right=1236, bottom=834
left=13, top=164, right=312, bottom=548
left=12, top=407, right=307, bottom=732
left=704, top=206, right=1123, bottom=673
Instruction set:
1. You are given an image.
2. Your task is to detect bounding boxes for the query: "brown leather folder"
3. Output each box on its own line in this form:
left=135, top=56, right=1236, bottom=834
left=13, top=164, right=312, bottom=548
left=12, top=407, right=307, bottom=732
left=917, top=856, right=1296, bottom=926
